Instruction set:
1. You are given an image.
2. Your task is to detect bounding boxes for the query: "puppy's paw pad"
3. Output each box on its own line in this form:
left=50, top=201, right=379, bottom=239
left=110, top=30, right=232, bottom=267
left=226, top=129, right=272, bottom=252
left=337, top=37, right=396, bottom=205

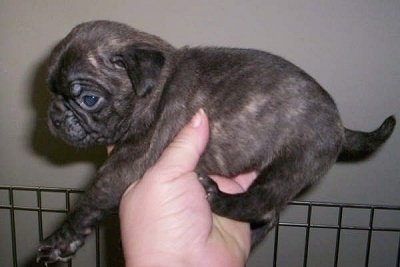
left=37, top=246, right=63, bottom=264
left=197, top=174, right=219, bottom=200
left=36, top=236, right=82, bottom=264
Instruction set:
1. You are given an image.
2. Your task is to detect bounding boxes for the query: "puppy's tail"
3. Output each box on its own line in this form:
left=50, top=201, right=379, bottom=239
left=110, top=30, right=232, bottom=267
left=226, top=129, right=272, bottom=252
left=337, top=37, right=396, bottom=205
left=337, top=116, right=396, bottom=161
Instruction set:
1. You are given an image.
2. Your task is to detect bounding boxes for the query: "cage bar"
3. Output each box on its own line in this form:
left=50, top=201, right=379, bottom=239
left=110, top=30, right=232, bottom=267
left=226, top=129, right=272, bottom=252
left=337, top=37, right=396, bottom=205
left=1, top=185, right=399, bottom=267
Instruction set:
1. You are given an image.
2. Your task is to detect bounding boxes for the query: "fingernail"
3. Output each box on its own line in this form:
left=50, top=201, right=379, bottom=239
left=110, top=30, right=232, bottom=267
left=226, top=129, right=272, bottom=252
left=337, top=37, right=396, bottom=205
left=191, top=108, right=205, bottom=128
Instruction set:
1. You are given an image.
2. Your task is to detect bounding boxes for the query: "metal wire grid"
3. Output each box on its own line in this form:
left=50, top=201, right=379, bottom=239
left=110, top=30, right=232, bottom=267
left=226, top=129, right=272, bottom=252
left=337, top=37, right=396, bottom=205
left=272, top=201, right=400, bottom=267
left=0, top=185, right=102, bottom=267
left=1, top=185, right=399, bottom=267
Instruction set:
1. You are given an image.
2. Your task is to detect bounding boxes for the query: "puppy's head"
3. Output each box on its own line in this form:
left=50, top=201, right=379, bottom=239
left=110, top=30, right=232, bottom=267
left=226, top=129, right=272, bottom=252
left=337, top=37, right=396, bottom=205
left=46, top=21, right=174, bottom=147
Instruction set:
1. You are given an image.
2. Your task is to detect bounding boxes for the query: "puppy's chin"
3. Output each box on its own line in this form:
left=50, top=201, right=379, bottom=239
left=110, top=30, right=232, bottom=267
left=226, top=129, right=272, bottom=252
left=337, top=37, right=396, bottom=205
left=47, top=115, right=99, bottom=148
left=48, top=119, right=96, bottom=148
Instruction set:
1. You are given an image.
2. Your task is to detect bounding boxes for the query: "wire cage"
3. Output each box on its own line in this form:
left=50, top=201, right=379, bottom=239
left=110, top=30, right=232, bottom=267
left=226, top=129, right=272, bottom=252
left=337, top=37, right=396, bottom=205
left=1, top=185, right=399, bottom=267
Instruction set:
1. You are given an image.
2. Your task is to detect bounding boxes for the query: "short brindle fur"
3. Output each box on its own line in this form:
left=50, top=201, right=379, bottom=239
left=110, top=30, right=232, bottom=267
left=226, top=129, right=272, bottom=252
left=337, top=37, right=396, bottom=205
left=37, top=20, right=395, bottom=263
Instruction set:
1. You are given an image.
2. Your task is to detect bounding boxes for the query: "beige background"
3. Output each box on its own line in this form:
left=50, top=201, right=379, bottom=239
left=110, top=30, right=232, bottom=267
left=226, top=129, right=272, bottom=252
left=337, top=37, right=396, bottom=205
left=0, top=1, right=399, bottom=266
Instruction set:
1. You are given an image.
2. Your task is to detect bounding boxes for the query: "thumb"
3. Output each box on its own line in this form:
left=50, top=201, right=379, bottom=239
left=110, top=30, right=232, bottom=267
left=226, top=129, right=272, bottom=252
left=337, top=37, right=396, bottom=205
left=146, top=109, right=209, bottom=180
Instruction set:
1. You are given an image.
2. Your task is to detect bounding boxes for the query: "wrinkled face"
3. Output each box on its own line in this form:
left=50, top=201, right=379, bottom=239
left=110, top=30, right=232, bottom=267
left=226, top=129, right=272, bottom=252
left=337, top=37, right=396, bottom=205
left=48, top=50, right=131, bottom=147
left=47, top=21, right=168, bottom=147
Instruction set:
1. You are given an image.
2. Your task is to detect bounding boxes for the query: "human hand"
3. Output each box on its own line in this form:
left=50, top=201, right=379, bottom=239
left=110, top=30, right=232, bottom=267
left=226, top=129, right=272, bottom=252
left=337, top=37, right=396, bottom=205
left=117, top=109, right=256, bottom=267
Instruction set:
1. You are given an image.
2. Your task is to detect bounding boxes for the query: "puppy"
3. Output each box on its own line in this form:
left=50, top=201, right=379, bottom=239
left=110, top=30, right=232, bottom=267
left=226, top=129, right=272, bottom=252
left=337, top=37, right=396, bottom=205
left=37, top=20, right=395, bottom=263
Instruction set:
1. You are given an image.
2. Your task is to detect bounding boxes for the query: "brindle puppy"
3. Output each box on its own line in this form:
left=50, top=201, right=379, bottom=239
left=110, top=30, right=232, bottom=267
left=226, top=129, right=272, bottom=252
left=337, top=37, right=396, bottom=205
left=37, top=20, right=395, bottom=263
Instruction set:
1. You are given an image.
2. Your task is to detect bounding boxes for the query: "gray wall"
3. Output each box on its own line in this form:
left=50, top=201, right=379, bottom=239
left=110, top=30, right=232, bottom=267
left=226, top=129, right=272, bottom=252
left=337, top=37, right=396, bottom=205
left=0, top=1, right=399, bottom=266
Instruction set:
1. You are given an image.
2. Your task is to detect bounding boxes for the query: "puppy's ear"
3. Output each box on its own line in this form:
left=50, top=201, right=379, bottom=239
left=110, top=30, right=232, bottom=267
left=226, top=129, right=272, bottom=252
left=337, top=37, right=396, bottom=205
left=117, top=48, right=165, bottom=97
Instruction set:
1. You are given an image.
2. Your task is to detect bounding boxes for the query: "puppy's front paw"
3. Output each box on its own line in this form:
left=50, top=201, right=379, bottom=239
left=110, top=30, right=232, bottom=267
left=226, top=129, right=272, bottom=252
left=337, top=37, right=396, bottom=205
left=197, top=174, right=219, bottom=200
left=36, top=228, right=84, bottom=264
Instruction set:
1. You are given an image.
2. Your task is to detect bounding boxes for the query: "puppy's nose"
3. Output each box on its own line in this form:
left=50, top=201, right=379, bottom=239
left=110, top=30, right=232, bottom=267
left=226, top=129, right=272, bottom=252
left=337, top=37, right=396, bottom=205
left=49, top=113, right=62, bottom=129
left=52, top=118, right=61, bottom=128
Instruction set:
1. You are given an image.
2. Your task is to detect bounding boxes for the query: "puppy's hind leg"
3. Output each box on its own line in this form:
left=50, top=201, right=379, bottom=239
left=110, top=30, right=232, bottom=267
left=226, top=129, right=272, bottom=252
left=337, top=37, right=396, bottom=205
left=199, top=150, right=334, bottom=246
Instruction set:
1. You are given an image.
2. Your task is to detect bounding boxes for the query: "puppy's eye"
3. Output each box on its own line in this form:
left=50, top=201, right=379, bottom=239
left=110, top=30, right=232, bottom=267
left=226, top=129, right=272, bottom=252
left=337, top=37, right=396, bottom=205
left=110, top=56, right=126, bottom=70
left=82, top=95, right=100, bottom=107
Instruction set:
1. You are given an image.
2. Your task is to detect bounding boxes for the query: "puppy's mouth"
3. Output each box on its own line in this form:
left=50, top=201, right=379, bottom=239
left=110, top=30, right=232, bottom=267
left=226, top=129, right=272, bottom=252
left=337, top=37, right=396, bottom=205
left=48, top=101, right=103, bottom=148
left=48, top=111, right=94, bottom=147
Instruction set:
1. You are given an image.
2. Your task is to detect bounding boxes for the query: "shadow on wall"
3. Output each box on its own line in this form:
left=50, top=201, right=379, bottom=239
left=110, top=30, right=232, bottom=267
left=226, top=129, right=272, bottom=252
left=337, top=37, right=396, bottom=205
left=25, top=47, right=124, bottom=266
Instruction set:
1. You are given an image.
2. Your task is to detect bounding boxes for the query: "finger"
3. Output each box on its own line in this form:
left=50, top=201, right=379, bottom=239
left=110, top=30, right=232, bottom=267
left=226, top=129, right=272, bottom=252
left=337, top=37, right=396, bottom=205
left=210, top=171, right=257, bottom=194
left=231, top=171, right=258, bottom=190
left=106, top=145, right=114, bottom=155
left=145, top=109, right=209, bottom=180
left=209, top=175, right=244, bottom=194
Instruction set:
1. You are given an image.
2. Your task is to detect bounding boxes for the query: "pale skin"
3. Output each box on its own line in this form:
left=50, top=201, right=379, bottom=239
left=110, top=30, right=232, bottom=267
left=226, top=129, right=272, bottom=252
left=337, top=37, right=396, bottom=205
left=110, top=109, right=257, bottom=267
